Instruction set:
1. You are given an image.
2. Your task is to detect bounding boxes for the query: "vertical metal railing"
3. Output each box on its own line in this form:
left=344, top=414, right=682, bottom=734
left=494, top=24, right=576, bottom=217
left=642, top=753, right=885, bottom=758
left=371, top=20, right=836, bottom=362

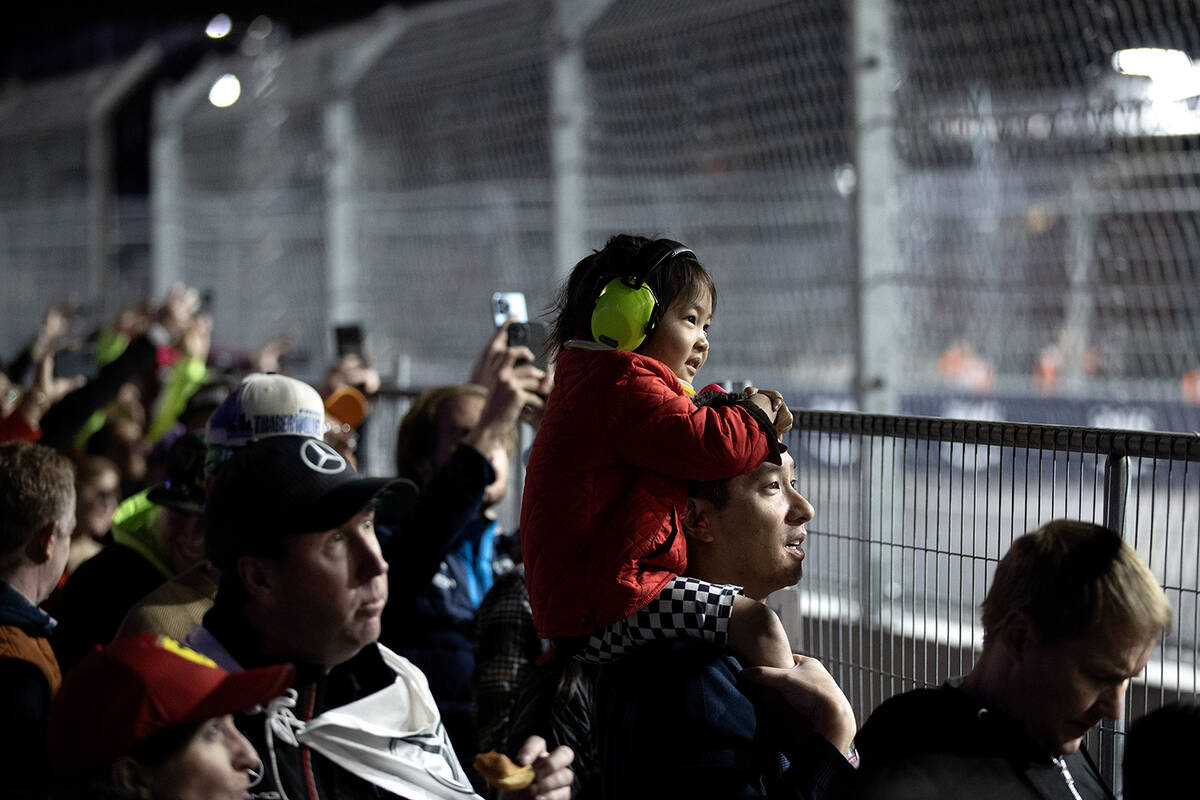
left=777, top=410, right=1200, bottom=791
left=363, top=390, right=1199, bottom=791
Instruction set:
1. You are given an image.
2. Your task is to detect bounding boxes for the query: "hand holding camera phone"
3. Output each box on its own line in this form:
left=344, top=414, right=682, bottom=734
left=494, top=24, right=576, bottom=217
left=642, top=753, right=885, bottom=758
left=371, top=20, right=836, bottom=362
left=491, top=292, right=547, bottom=371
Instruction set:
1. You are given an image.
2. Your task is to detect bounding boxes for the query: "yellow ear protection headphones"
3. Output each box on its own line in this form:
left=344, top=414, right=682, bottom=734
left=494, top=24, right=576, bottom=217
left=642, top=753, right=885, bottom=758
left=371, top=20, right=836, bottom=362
left=590, top=238, right=694, bottom=351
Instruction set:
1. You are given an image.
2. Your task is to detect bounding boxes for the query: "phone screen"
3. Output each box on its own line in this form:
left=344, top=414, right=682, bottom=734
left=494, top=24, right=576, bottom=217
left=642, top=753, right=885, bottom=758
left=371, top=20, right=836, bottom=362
left=492, top=292, right=528, bottom=327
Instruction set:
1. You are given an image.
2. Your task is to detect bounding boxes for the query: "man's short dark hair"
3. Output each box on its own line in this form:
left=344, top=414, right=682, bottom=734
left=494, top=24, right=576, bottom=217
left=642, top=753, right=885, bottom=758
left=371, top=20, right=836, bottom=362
left=0, top=441, right=75, bottom=556
left=687, top=389, right=782, bottom=510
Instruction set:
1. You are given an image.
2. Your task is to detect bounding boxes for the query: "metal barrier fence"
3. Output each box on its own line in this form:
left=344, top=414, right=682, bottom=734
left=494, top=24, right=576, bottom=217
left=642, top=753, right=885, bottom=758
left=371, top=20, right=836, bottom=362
left=773, top=410, right=1200, bottom=792
left=5, top=0, right=1200, bottom=424
left=365, top=387, right=1200, bottom=791
left=137, top=0, right=1200, bottom=411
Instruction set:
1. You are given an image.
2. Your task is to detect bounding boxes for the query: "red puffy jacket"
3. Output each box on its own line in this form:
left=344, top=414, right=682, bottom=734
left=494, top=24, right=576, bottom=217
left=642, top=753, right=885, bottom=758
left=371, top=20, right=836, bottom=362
left=520, top=347, right=771, bottom=638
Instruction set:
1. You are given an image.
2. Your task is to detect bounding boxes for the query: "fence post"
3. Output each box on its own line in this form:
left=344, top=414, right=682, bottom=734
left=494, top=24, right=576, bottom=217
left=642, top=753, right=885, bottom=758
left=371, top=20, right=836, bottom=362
left=851, top=0, right=900, bottom=414
left=550, top=0, right=613, bottom=282
left=1061, top=172, right=1097, bottom=393
left=1100, top=447, right=1129, bottom=792
left=151, top=60, right=223, bottom=298
left=89, top=44, right=161, bottom=317
left=1103, top=450, right=1128, bottom=536
left=326, top=7, right=408, bottom=363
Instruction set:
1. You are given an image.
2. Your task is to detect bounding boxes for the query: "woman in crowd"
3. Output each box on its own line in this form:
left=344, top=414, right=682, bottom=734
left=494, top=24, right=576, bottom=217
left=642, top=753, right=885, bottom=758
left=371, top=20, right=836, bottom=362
left=67, top=455, right=121, bottom=573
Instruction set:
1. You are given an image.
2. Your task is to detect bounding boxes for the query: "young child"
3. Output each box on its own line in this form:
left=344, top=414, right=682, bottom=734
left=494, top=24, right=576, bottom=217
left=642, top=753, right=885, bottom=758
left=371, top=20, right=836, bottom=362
left=520, top=234, right=794, bottom=668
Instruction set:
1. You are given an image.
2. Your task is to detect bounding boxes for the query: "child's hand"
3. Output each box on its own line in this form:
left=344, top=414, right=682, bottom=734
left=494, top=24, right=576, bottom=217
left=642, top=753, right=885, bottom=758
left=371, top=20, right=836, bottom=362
left=745, top=387, right=792, bottom=436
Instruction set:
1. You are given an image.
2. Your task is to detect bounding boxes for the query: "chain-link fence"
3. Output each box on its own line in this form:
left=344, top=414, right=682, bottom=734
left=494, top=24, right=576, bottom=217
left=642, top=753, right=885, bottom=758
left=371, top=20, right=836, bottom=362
left=149, top=0, right=1200, bottom=411
left=0, top=70, right=94, bottom=345
left=4, top=0, right=1200, bottom=424
left=889, top=0, right=1200, bottom=403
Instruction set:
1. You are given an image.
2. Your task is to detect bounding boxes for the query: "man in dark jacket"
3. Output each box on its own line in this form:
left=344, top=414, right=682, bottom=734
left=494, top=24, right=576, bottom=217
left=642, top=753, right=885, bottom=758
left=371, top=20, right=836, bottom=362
left=855, top=520, right=1173, bottom=800
left=190, top=433, right=574, bottom=800
left=594, top=395, right=858, bottom=798
left=381, top=341, right=547, bottom=767
left=0, top=440, right=75, bottom=797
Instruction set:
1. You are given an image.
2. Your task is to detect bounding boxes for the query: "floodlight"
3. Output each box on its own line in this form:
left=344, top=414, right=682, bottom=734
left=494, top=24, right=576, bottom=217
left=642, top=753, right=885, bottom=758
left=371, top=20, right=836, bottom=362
left=208, top=74, right=242, bottom=108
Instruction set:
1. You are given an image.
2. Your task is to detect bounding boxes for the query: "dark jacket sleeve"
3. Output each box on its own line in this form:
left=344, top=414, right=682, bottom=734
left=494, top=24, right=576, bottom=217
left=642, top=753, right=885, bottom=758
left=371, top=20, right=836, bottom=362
left=37, top=335, right=158, bottom=451
left=0, top=657, right=51, bottom=793
left=380, top=444, right=495, bottom=602
left=596, top=640, right=856, bottom=799
left=475, top=571, right=541, bottom=753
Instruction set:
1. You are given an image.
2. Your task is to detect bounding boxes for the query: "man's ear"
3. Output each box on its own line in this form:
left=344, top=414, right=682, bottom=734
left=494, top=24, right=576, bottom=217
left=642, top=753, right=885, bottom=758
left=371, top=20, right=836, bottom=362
left=237, top=555, right=277, bottom=604
left=111, top=755, right=154, bottom=798
left=25, top=522, right=58, bottom=565
left=682, top=498, right=715, bottom=543
left=996, top=610, right=1035, bottom=660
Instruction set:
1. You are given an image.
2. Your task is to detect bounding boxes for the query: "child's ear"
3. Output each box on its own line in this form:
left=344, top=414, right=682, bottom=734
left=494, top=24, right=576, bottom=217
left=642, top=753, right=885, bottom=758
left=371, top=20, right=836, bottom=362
left=682, top=499, right=715, bottom=543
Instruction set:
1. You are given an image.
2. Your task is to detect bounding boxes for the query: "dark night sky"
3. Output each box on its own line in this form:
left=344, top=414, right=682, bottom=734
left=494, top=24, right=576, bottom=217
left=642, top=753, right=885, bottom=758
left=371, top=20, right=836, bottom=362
left=0, top=3, right=410, bottom=83
left=1, top=3, right=431, bottom=194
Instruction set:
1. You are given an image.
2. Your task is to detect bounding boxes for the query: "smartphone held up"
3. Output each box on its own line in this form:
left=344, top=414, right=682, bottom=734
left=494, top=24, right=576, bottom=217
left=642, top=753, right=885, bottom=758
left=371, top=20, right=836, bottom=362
left=491, top=291, right=546, bottom=371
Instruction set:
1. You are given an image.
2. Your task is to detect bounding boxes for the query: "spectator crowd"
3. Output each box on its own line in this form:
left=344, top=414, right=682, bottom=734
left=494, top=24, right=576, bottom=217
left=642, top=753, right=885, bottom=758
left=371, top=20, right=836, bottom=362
left=1, top=236, right=1191, bottom=800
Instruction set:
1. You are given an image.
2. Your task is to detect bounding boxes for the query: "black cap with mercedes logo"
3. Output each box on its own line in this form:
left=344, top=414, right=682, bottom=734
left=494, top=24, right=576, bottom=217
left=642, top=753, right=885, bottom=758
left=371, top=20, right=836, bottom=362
left=204, top=435, right=417, bottom=569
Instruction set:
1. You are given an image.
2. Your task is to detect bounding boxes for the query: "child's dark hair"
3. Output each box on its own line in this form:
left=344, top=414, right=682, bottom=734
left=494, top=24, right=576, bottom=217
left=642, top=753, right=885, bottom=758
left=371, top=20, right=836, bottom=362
left=547, top=233, right=717, bottom=355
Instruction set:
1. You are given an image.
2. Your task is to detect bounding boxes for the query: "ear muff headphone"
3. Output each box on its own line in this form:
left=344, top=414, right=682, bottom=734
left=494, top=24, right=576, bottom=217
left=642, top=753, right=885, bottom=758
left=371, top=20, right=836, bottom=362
left=590, top=238, right=694, bottom=351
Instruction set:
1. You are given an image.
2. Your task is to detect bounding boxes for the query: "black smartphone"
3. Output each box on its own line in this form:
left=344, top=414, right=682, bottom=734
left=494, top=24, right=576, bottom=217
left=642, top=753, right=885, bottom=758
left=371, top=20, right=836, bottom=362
left=508, top=321, right=548, bottom=371
left=335, top=324, right=365, bottom=358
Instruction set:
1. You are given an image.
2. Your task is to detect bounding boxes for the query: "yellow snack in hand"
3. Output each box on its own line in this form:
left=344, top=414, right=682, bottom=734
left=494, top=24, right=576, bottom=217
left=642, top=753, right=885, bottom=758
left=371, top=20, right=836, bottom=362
left=473, top=750, right=535, bottom=791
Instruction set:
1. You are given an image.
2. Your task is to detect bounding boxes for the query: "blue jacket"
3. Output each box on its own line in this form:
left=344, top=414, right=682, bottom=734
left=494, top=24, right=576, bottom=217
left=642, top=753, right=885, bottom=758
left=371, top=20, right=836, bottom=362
left=397, top=516, right=499, bottom=713
left=596, top=638, right=855, bottom=798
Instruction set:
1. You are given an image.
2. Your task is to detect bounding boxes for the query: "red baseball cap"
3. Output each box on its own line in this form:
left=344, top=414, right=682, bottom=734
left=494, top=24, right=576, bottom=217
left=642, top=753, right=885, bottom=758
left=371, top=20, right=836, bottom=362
left=48, top=633, right=294, bottom=770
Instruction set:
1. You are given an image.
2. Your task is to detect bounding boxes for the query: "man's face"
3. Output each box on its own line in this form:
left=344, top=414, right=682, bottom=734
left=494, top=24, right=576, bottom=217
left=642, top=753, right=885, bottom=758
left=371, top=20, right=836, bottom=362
left=262, top=508, right=389, bottom=668
left=39, top=508, right=74, bottom=604
left=161, top=506, right=206, bottom=575
left=639, top=289, right=712, bottom=384
left=1011, top=622, right=1156, bottom=755
left=142, top=715, right=259, bottom=800
left=700, top=451, right=814, bottom=600
left=428, top=393, right=509, bottom=510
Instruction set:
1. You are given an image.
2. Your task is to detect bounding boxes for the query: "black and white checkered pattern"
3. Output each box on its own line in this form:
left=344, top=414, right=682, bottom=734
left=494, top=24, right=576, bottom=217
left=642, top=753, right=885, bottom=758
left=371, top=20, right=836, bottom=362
left=575, top=576, right=741, bottom=663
